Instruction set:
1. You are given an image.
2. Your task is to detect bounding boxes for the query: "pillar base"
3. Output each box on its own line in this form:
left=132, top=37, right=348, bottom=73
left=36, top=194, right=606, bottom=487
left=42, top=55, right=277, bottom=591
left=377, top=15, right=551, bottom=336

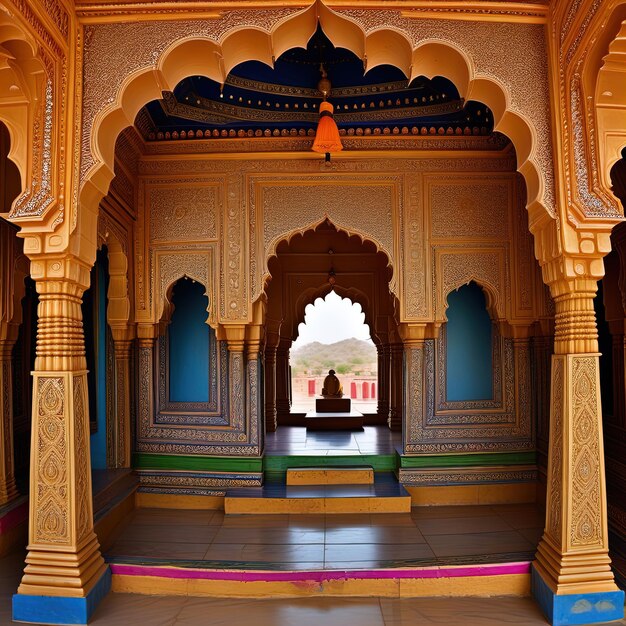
left=13, top=567, right=111, bottom=625
left=532, top=565, right=624, bottom=626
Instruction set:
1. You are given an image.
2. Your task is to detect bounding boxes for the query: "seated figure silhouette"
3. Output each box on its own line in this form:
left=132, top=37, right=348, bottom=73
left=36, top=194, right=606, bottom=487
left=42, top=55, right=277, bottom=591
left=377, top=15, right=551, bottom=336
left=321, top=369, right=343, bottom=398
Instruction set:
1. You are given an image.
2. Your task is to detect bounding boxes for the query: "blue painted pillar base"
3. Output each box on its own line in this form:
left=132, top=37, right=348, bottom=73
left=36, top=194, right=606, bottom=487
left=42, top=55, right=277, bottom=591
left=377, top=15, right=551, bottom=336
left=12, top=566, right=111, bottom=625
left=532, top=564, right=625, bottom=626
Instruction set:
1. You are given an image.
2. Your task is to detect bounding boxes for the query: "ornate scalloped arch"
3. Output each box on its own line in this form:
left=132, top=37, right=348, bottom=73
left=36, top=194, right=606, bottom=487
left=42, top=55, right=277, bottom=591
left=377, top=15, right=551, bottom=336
left=442, top=279, right=500, bottom=324
left=0, top=10, right=41, bottom=191
left=291, top=284, right=375, bottom=345
left=593, top=8, right=626, bottom=206
left=159, top=276, right=211, bottom=328
left=80, top=0, right=554, bottom=244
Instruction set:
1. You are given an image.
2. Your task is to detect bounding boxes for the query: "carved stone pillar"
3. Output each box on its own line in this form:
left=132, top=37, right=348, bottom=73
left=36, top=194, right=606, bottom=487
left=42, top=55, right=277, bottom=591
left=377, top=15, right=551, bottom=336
left=13, top=260, right=110, bottom=623
left=388, top=342, right=404, bottom=432
left=275, top=337, right=291, bottom=421
left=109, top=326, right=134, bottom=468
left=264, top=345, right=277, bottom=432
left=0, top=334, right=19, bottom=506
left=399, top=324, right=426, bottom=445
left=224, top=325, right=246, bottom=427
left=533, top=277, right=624, bottom=625
left=377, top=344, right=391, bottom=420
left=246, top=328, right=263, bottom=454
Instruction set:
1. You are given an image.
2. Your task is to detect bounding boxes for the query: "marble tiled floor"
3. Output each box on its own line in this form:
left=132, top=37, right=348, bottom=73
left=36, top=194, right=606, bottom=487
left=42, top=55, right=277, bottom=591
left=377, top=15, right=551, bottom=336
left=104, top=503, right=544, bottom=569
left=264, top=426, right=401, bottom=455
left=2, top=549, right=625, bottom=626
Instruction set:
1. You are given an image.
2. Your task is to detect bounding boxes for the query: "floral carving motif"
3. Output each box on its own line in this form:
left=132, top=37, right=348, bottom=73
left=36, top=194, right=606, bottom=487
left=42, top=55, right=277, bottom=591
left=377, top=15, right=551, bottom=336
left=149, top=185, right=218, bottom=242
left=570, top=356, right=603, bottom=547
left=548, top=357, right=564, bottom=541
left=34, top=376, right=69, bottom=545
left=73, top=376, right=91, bottom=542
left=404, top=175, right=426, bottom=319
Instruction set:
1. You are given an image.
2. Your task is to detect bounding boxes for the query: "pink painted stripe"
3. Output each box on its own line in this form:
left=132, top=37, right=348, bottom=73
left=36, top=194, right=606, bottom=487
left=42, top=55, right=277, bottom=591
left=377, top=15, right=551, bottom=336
left=0, top=501, right=28, bottom=534
left=110, top=561, right=530, bottom=582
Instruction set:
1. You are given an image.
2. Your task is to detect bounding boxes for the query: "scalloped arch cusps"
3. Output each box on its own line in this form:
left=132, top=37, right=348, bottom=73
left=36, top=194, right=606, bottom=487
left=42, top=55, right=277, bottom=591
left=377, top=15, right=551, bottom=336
left=84, top=0, right=550, bottom=233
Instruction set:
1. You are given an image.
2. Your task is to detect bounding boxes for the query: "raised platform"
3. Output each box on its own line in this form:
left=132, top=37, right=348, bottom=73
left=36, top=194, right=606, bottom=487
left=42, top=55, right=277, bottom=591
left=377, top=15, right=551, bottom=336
left=305, top=410, right=365, bottom=430
left=224, top=473, right=411, bottom=514
left=103, top=503, right=541, bottom=599
left=109, top=560, right=531, bottom=598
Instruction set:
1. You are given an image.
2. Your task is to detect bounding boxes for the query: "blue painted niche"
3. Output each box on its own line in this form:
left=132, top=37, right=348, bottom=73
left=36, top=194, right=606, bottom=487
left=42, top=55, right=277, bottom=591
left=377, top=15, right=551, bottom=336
left=445, top=282, right=493, bottom=402
left=168, top=279, right=210, bottom=403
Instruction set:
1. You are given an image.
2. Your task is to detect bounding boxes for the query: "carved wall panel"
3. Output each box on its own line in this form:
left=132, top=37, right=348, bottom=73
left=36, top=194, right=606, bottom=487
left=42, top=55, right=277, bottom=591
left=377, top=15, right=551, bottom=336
left=428, top=176, right=511, bottom=241
left=149, top=184, right=219, bottom=242
left=404, top=337, right=533, bottom=454
left=156, top=335, right=227, bottom=423
left=135, top=342, right=260, bottom=456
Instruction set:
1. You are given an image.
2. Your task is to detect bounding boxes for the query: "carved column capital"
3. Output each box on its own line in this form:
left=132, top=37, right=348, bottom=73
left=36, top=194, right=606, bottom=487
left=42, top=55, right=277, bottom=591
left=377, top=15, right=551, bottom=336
left=223, top=324, right=246, bottom=353
left=541, top=255, right=605, bottom=355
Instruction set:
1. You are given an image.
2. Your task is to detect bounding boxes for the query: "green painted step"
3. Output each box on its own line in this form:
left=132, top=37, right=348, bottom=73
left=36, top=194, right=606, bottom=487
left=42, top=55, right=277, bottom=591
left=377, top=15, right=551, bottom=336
left=397, top=451, right=537, bottom=469
left=264, top=454, right=397, bottom=475
left=133, top=453, right=263, bottom=473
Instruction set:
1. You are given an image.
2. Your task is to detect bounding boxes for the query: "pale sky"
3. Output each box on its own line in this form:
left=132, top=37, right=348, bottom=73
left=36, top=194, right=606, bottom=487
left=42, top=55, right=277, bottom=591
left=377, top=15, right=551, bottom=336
left=292, top=290, right=374, bottom=349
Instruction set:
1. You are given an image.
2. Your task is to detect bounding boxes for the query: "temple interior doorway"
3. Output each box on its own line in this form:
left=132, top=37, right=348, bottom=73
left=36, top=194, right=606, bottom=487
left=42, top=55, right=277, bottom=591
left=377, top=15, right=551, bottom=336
left=263, top=220, right=400, bottom=435
left=290, top=290, right=378, bottom=415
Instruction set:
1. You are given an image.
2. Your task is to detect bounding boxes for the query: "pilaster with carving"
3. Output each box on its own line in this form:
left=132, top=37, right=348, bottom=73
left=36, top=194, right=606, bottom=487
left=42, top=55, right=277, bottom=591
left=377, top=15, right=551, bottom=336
left=109, top=326, right=134, bottom=468
left=377, top=344, right=391, bottom=422
left=389, top=342, right=404, bottom=432
left=400, top=324, right=426, bottom=447
left=275, top=337, right=291, bottom=422
left=246, top=326, right=263, bottom=455
left=264, top=345, right=278, bottom=433
left=534, top=265, right=622, bottom=610
left=16, top=258, right=108, bottom=600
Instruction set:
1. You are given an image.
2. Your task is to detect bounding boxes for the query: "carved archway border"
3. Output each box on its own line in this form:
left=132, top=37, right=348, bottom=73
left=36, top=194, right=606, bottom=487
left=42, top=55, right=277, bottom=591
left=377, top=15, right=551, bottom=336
left=0, top=6, right=65, bottom=226
left=562, top=1, right=626, bottom=221
left=262, top=215, right=396, bottom=304
left=80, top=0, right=556, bottom=267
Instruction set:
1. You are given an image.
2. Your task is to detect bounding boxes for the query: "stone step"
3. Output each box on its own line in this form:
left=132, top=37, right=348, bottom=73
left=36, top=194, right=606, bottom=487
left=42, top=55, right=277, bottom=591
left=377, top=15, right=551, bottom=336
left=286, top=466, right=374, bottom=485
left=225, top=473, right=410, bottom=515
left=305, top=410, right=365, bottom=430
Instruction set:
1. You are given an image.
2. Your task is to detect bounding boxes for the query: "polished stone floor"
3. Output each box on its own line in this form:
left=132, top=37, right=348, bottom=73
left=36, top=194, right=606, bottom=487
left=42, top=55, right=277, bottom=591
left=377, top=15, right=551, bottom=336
left=2, top=548, right=625, bottom=626
left=264, top=426, right=401, bottom=456
left=104, top=503, right=543, bottom=569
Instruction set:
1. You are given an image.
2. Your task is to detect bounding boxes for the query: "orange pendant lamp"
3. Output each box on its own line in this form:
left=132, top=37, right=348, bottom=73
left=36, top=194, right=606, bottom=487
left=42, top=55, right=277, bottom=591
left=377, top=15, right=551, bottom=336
left=312, top=64, right=343, bottom=158
left=312, top=101, right=343, bottom=155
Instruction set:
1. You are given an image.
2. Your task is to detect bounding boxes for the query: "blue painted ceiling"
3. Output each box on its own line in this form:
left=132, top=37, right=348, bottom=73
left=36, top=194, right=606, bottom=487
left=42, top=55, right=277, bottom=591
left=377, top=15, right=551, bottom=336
left=137, top=27, right=494, bottom=141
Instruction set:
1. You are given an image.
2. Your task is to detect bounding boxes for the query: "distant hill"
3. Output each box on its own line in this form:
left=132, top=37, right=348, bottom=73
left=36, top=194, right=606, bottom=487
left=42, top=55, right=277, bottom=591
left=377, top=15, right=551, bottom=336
left=291, top=338, right=376, bottom=376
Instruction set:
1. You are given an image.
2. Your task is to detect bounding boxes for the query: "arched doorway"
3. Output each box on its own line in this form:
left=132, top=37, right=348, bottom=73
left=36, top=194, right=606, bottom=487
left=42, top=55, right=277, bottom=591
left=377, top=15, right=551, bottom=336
left=290, top=290, right=377, bottom=414
left=263, top=219, right=398, bottom=435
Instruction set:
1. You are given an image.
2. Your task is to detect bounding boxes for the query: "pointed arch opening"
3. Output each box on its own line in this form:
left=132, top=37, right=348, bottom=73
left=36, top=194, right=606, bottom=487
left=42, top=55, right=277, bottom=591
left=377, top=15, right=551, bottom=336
left=291, top=289, right=378, bottom=414
left=166, top=277, right=211, bottom=404
left=444, top=281, right=494, bottom=402
left=263, top=218, right=398, bottom=431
